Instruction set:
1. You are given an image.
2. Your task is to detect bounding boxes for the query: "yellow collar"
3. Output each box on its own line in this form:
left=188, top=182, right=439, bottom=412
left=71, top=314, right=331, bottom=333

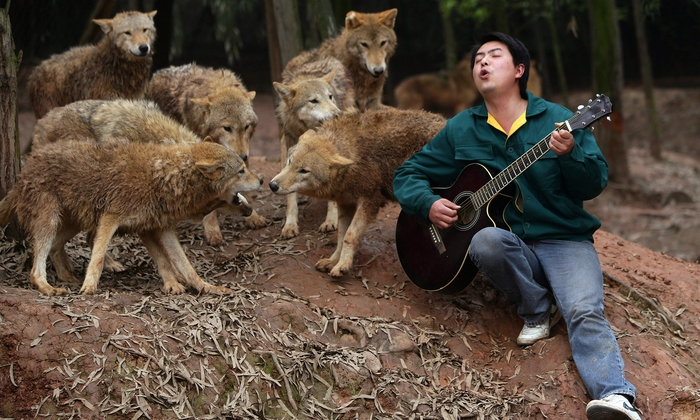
left=487, top=110, right=527, bottom=138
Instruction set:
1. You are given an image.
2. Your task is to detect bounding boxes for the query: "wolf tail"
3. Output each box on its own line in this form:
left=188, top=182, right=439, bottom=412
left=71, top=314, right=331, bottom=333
left=0, top=188, right=18, bottom=225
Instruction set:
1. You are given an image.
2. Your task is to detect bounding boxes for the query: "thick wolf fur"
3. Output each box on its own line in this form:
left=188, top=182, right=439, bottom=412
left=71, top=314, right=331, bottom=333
left=31, top=99, right=201, bottom=150
left=29, top=99, right=216, bottom=272
left=285, top=9, right=397, bottom=111
left=273, top=57, right=356, bottom=238
left=269, top=108, right=446, bottom=277
left=26, top=10, right=157, bottom=119
left=0, top=140, right=261, bottom=296
left=395, top=55, right=543, bottom=117
left=146, top=63, right=265, bottom=243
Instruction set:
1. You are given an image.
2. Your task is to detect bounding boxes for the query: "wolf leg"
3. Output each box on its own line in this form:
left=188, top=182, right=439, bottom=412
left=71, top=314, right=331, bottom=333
left=49, top=226, right=80, bottom=283
left=202, top=210, right=224, bottom=246
left=86, top=230, right=125, bottom=273
left=281, top=192, right=300, bottom=238
left=29, top=205, right=66, bottom=295
left=159, top=229, right=232, bottom=295
left=139, top=232, right=187, bottom=294
left=80, top=214, right=119, bottom=294
left=330, top=200, right=377, bottom=277
left=244, top=207, right=269, bottom=230
left=316, top=203, right=355, bottom=274
left=319, top=201, right=338, bottom=232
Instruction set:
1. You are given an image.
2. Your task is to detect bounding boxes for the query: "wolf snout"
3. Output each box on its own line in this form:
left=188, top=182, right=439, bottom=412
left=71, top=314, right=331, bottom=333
left=136, top=44, right=151, bottom=56
left=368, top=65, right=386, bottom=78
left=269, top=181, right=279, bottom=193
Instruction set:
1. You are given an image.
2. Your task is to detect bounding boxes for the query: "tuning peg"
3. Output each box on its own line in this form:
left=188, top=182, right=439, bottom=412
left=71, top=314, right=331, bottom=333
left=606, top=116, right=612, bottom=121
left=591, top=126, right=595, bottom=131
left=578, top=105, right=584, bottom=110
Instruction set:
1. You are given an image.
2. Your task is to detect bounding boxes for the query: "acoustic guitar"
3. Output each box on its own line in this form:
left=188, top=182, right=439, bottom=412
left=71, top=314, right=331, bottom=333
left=395, top=94, right=613, bottom=294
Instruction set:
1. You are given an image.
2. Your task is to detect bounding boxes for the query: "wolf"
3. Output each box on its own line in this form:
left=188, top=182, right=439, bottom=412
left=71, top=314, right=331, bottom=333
left=146, top=63, right=264, bottom=244
left=0, top=140, right=262, bottom=296
left=285, top=9, right=397, bottom=111
left=273, top=57, right=356, bottom=238
left=30, top=99, right=201, bottom=151
left=26, top=10, right=157, bottom=119
left=30, top=98, right=213, bottom=273
left=394, top=55, right=543, bottom=117
left=269, top=108, right=446, bottom=277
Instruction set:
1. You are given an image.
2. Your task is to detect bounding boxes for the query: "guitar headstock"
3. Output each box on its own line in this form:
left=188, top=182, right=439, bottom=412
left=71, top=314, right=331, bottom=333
left=567, top=94, right=613, bottom=132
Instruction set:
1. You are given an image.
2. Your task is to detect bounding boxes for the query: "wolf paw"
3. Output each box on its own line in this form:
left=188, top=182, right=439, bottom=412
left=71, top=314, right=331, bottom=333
left=329, top=264, right=349, bottom=278
left=316, top=258, right=342, bottom=274
left=281, top=223, right=299, bottom=239
left=79, top=283, right=99, bottom=295
left=204, top=229, right=225, bottom=247
left=103, top=255, right=126, bottom=273
left=318, top=221, right=337, bottom=233
left=39, top=285, right=68, bottom=296
left=162, top=281, right=186, bottom=294
left=245, top=212, right=269, bottom=229
left=204, top=284, right=232, bottom=295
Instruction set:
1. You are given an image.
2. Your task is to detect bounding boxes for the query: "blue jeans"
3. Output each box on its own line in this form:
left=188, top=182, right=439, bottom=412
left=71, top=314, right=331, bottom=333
left=468, top=227, right=637, bottom=402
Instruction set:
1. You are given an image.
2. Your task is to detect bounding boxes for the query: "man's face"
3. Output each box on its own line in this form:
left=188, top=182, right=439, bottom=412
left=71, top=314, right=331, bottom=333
left=472, top=41, right=523, bottom=96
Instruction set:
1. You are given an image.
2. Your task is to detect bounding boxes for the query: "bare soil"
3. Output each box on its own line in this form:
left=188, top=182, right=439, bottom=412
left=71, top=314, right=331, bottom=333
left=2, top=86, right=700, bottom=419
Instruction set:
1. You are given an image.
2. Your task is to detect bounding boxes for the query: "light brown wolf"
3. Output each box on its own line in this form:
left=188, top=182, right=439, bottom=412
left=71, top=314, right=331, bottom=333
left=29, top=98, right=224, bottom=273
left=273, top=57, right=356, bottom=238
left=285, top=9, right=397, bottom=111
left=26, top=10, right=157, bottom=119
left=31, top=99, right=201, bottom=151
left=269, top=108, right=446, bottom=277
left=394, top=55, right=543, bottom=117
left=0, top=140, right=261, bottom=296
left=146, top=63, right=265, bottom=244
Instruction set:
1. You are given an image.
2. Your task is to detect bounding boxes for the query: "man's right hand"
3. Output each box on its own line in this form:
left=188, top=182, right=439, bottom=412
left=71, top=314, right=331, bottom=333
left=429, top=198, right=461, bottom=229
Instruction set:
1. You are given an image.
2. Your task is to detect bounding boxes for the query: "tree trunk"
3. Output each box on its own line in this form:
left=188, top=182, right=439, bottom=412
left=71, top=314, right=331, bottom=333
left=439, top=2, right=457, bottom=72
left=305, top=0, right=337, bottom=49
left=264, top=0, right=283, bottom=84
left=79, top=0, right=118, bottom=45
left=631, top=0, right=662, bottom=160
left=268, top=0, right=304, bottom=68
left=588, top=0, right=630, bottom=184
left=547, top=14, right=569, bottom=108
left=0, top=3, right=22, bottom=238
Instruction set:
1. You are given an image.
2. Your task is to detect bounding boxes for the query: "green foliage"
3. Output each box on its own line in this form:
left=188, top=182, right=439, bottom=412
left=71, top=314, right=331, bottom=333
left=202, top=0, right=258, bottom=66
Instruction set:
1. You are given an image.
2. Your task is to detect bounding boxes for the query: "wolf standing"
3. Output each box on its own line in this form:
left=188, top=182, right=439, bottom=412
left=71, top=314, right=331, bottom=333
left=27, top=10, right=157, bottom=119
left=285, top=9, right=397, bottom=111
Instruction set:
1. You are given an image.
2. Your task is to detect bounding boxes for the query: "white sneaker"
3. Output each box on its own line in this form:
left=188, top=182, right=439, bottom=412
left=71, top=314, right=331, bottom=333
left=516, top=305, right=562, bottom=346
left=586, top=394, right=642, bottom=420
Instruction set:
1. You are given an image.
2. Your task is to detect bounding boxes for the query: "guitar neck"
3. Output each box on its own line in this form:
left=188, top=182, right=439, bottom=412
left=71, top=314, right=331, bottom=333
left=470, top=118, right=579, bottom=210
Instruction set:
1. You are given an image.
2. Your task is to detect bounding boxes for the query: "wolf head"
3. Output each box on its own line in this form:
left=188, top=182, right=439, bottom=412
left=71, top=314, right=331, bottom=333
left=193, top=142, right=263, bottom=209
left=94, top=10, right=157, bottom=58
left=268, top=130, right=353, bottom=199
left=343, top=9, right=398, bottom=78
left=188, top=88, right=258, bottom=162
left=274, top=70, right=341, bottom=134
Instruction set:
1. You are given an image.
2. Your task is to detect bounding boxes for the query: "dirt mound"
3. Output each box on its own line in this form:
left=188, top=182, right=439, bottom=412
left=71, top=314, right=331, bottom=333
left=4, top=86, right=700, bottom=419
left=1, top=154, right=699, bottom=419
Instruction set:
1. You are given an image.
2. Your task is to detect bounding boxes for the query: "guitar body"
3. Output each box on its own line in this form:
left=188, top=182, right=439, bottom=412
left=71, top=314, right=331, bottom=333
left=396, top=163, right=514, bottom=294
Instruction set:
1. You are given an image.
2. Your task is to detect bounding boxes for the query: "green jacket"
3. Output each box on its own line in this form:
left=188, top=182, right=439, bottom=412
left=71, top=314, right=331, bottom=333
left=392, top=92, right=608, bottom=242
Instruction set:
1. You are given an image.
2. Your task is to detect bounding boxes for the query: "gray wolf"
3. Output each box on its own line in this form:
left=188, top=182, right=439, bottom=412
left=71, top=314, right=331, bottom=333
left=0, top=140, right=262, bottom=296
left=269, top=108, right=446, bottom=277
left=394, top=55, right=542, bottom=117
left=285, top=9, right=397, bottom=111
left=26, top=10, right=157, bottom=119
left=145, top=63, right=265, bottom=244
left=273, top=57, right=356, bottom=238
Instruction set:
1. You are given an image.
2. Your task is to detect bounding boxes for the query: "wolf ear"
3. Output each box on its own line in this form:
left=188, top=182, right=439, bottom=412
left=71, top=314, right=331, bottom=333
left=345, top=11, right=364, bottom=30
left=322, top=69, right=339, bottom=85
left=147, top=10, right=158, bottom=19
left=202, top=136, right=214, bottom=143
left=379, top=9, right=398, bottom=29
left=189, top=97, right=211, bottom=113
left=273, top=82, right=295, bottom=102
left=246, top=90, right=257, bottom=101
left=331, top=155, right=354, bottom=169
left=195, top=159, right=223, bottom=177
left=93, top=18, right=114, bottom=34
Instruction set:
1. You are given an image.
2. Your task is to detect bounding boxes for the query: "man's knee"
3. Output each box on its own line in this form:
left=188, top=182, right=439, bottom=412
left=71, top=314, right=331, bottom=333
left=471, top=227, right=509, bottom=256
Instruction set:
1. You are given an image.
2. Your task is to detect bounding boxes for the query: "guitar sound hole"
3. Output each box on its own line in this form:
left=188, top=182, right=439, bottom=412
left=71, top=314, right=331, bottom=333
left=453, top=191, right=479, bottom=231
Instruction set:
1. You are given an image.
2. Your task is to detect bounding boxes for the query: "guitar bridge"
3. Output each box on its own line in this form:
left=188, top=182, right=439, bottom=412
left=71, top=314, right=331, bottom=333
left=429, top=224, right=447, bottom=254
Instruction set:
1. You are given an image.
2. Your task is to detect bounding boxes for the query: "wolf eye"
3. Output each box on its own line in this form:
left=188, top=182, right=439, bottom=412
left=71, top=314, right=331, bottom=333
left=310, top=99, right=319, bottom=104
left=238, top=168, right=246, bottom=174
left=245, top=124, right=251, bottom=130
left=224, top=126, right=232, bottom=132
left=360, top=42, right=369, bottom=49
left=380, top=40, right=387, bottom=47
left=124, top=31, right=132, bottom=35
left=329, top=94, right=333, bottom=101
left=298, top=168, right=309, bottom=174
